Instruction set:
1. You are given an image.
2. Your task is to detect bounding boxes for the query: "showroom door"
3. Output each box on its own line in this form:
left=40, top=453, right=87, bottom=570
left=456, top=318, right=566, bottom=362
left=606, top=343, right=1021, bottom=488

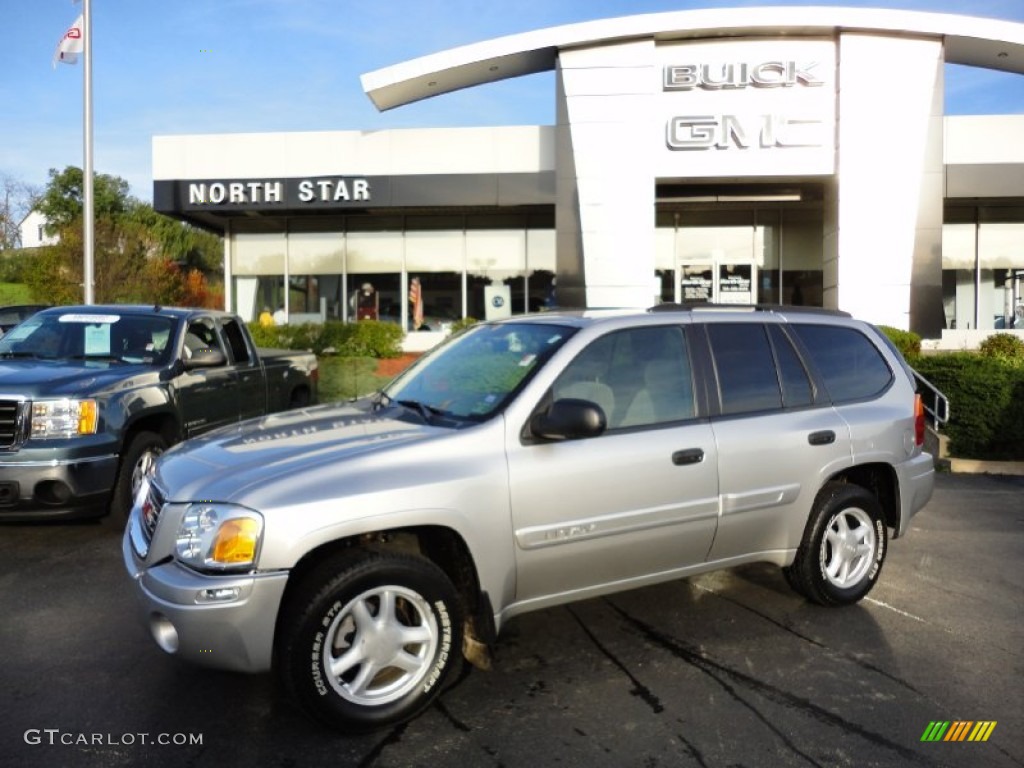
left=675, top=223, right=759, bottom=305
left=678, top=260, right=756, bottom=304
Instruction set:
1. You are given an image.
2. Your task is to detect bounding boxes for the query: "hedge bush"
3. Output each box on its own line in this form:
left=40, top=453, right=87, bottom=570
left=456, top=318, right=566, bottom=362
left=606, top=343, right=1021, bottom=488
left=913, top=353, right=1024, bottom=460
left=317, top=357, right=392, bottom=402
left=246, top=320, right=403, bottom=358
left=878, top=325, right=921, bottom=360
left=978, top=332, right=1024, bottom=363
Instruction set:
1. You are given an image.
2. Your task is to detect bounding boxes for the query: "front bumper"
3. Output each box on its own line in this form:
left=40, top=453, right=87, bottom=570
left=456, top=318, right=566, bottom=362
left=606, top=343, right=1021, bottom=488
left=122, top=516, right=289, bottom=673
left=0, top=453, right=118, bottom=521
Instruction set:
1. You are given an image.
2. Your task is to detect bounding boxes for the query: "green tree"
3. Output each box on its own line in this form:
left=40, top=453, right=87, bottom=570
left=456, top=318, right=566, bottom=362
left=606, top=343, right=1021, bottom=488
left=29, top=166, right=223, bottom=306
left=36, top=166, right=131, bottom=234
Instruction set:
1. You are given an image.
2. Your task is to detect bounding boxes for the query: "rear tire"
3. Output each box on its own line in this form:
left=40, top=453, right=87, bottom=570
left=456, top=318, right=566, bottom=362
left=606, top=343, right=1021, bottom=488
left=278, top=550, right=463, bottom=732
left=785, top=483, right=887, bottom=606
left=105, top=431, right=166, bottom=531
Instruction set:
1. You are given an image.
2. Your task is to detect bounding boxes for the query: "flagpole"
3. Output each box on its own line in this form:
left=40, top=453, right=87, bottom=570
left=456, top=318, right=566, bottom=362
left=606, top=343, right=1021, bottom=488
left=82, top=0, right=95, bottom=304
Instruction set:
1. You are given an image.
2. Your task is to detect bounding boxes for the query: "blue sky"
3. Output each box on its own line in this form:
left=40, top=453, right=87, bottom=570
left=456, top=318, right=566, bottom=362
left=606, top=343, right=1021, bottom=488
left=2, top=0, right=1023, bottom=201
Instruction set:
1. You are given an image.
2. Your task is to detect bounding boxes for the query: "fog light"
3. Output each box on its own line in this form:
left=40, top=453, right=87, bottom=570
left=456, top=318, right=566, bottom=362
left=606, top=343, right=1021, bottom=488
left=197, top=587, right=240, bottom=604
left=150, top=614, right=179, bottom=653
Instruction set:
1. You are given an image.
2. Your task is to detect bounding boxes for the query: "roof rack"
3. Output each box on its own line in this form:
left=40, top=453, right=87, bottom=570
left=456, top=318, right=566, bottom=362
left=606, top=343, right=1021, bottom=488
left=647, top=302, right=851, bottom=317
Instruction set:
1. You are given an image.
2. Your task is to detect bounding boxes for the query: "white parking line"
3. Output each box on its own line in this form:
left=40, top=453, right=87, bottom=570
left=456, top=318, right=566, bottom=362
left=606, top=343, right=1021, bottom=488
left=864, top=597, right=927, bottom=623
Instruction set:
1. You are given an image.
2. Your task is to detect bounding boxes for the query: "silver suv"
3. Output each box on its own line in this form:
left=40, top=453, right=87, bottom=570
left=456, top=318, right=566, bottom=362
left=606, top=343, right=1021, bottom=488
left=123, top=306, right=936, bottom=732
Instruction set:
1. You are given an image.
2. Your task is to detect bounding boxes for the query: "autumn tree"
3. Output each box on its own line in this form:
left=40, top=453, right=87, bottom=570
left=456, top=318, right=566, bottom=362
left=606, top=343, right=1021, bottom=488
left=29, top=166, right=223, bottom=307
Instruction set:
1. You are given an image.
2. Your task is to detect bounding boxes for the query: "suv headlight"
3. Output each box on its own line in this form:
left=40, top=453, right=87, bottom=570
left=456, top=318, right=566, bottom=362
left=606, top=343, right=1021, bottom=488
left=31, top=399, right=99, bottom=438
left=175, top=504, right=263, bottom=572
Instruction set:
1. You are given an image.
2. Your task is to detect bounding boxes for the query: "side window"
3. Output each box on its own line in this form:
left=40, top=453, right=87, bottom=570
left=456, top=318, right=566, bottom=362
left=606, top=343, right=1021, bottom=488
left=551, top=326, right=695, bottom=429
left=183, top=317, right=225, bottom=362
left=707, top=323, right=782, bottom=415
left=790, top=324, right=893, bottom=402
left=768, top=325, right=814, bottom=408
left=219, top=319, right=252, bottom=364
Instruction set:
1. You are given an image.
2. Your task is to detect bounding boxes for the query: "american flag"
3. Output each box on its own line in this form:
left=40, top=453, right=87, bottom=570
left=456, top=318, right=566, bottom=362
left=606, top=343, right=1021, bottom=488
left=409, top=277, right=425, bottom=330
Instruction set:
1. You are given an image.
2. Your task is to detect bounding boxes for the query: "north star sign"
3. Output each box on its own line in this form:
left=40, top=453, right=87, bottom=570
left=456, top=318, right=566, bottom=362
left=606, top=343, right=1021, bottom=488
left=186, top=176, right=372, bottom=207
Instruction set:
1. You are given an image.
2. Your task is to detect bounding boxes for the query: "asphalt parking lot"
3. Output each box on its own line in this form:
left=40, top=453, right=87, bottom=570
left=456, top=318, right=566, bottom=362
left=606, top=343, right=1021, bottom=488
left=1, top=472, right=1021, bottom=768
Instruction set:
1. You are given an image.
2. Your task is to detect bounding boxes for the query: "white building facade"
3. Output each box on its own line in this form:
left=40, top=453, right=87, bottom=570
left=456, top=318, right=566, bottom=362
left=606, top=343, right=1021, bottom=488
left=153, top=7, right=1024, bottom=344
left=17, top=210, right=58, bottom=250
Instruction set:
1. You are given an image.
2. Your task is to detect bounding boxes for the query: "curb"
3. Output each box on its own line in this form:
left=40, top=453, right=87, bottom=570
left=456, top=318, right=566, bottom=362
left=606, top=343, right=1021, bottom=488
left=947, top=459, right=1024, bottom=477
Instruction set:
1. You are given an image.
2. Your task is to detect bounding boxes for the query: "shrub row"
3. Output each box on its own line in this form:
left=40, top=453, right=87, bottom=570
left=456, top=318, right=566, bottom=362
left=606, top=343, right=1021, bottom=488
left=912, top=353, right=1024, bottom=461
left=877, top=327, right=1024, bottom=460
left=247, top=320, right=404, bottom=358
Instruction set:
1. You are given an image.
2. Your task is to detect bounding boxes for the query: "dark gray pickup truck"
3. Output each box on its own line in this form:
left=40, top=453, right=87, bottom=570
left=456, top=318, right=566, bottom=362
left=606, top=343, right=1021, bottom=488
left=0, top=304, right=317, bottom=524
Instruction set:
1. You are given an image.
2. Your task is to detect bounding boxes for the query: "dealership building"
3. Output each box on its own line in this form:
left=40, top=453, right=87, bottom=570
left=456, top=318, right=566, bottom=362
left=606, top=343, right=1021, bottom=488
left=153, top=6, right=1024, bottom=346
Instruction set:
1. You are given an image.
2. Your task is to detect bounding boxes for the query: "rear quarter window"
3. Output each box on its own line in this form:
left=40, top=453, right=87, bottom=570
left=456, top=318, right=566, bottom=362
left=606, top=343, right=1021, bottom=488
left=791, top=324, right=893, bottom=402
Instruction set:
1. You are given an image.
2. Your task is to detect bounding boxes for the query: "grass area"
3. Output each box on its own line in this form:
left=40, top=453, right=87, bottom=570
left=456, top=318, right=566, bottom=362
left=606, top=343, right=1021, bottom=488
left=0, top=283, right=34, bottom=305
left=317, top=356, right=394, bottom=402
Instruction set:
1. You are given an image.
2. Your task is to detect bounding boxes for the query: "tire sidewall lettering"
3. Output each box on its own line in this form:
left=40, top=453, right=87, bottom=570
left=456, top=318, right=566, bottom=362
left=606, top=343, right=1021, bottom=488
left=311, top=600, right=345, bottom=697
left=867, top=519, right=885, bottom=582
left=422, top=600, right=452, bottom=694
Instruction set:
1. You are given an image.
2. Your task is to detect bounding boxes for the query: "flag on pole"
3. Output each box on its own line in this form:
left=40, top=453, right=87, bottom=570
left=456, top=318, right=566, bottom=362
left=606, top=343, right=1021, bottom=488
left=409, top=277, right=425, bottom=330
left=53, top=14, right=84, bottom=68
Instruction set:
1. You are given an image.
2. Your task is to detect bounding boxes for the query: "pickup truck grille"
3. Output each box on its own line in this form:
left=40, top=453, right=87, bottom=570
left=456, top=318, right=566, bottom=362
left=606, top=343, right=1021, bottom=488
left=0, top=400, right=25, bottom=448
left=140, top=482, right=166, bottom=543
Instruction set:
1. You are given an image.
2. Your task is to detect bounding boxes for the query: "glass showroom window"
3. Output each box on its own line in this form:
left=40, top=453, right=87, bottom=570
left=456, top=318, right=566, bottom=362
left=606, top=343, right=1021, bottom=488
left=347, top=224, right=402, bottom=325
left=405, top=221, right=465, bottom=332
left=942, top=210, right=1024, bottom=331
left=526, top=228, right=557, bottom=312
left=288, top=224, right=345, bottom=322
left=232, top=226, right=285, bottom=322
left=942, top=222, right=976, bottom=330
left=980, top=222, right=1024, bottom=330
left=466, top=227, right=527, bottom=321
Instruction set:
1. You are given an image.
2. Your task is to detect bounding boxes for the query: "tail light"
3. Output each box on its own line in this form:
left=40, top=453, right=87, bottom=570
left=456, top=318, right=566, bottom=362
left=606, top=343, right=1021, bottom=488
left=914, top=394, right=925, bottom=446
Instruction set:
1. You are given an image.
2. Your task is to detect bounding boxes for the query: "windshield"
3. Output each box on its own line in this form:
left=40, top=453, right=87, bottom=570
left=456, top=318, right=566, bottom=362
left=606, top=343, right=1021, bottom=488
left=0, top=311, right=178, bottom=365
left=382, top=322, right=576, bottom=423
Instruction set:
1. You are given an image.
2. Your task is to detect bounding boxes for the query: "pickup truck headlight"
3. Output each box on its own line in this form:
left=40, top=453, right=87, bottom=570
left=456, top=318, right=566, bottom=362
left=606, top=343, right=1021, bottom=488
left=175, top=504, right=263, bottom=572
left=31, top=398, right=99, bottom=439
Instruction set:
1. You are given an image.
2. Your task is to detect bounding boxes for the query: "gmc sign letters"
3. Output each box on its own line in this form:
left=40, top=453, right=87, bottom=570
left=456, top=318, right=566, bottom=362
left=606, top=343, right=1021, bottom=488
left=667, top=114, right=824, bottom=150
left=664, top=60, right=826, bottom=152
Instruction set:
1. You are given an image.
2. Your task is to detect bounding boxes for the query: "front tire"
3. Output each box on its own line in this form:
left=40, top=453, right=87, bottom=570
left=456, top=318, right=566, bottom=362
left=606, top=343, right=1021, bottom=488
left=278, top=551, right=463, bottom=732
left=106, top=431, right=167, bottom=530
left=785, top=483, right=887, bottom=606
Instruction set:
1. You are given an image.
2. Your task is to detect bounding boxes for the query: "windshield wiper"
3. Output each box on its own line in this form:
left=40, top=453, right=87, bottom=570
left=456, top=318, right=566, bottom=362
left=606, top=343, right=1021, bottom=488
left=68, top=354, right=124, bottom=363
left=0, top=351, right=45, bottom=359
left=395, top=399, right=444, bottom=424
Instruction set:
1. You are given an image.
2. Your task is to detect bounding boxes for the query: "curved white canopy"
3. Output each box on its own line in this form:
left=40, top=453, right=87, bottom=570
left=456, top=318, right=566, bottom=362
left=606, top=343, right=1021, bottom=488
left=361, top=6, right=1024, bottom=111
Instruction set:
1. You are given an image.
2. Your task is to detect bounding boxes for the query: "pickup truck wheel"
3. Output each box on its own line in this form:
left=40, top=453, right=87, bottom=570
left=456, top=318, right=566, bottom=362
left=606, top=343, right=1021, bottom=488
left=785, top=484, right=886, bottom=606
left=107, top=432, right=167, bottom=528
left=279, top=551, right=463, bottom=732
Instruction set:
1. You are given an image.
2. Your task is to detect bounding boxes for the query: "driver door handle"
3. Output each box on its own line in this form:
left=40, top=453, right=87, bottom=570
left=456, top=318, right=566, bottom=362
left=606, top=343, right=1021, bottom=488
left=672, top=448, right=705, bottom=466
left=808, top=430, right=836, bottom=446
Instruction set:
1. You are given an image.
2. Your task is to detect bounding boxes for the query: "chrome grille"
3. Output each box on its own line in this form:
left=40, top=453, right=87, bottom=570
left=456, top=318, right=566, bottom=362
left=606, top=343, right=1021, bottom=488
left=140, top=481, right=166, bottom=543
left=0, top=400, right=24, bottom=447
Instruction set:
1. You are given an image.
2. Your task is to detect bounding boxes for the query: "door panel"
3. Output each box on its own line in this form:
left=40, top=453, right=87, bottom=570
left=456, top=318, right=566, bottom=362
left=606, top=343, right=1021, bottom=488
left=507, top=425, right=719, bottom=602
left=507, top=324, right=719, bottom=603
left=707, top=409, right=850, bottom=560
left=177, top=317, right=236, bottom=436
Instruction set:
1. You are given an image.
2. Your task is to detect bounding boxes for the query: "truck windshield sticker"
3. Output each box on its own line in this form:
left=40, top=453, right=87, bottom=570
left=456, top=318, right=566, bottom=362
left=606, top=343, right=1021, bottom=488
left=84, top=324, right=112, bottom=356
left=59, top=314, right=121, bottom=324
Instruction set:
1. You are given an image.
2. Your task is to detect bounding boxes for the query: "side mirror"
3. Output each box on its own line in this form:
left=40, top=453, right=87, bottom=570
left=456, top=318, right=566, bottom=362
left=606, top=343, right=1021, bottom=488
left=530, top=398, right=607, bottom=441
left=183, top=347, right=226, bottom=370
